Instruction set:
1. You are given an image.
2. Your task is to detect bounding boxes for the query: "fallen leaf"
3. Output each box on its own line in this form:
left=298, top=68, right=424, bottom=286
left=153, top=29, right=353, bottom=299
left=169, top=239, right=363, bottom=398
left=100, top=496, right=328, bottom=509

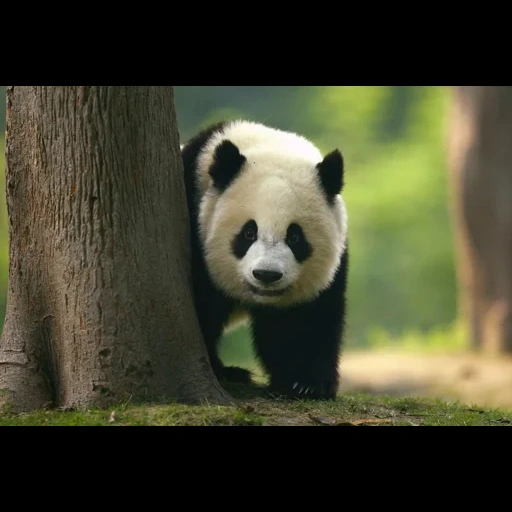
left=351, top=419, right=393, bottom=426
left=309, top=415, right=337, bottom=426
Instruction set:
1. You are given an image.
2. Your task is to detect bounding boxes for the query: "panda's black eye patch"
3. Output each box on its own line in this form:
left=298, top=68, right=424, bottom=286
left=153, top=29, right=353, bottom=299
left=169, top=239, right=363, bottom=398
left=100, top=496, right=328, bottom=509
left=286, top=223, right=312, bottom=263
left=232, top=220, right=258, bottom=260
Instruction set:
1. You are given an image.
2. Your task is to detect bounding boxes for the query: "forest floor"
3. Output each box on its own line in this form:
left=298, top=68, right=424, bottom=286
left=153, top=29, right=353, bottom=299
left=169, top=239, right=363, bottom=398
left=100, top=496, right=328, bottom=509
left=338, top=349, right=512, bottom=411
left=3, top=349, right=512, bottom=426
left=2, top=388, right=512, bottom=426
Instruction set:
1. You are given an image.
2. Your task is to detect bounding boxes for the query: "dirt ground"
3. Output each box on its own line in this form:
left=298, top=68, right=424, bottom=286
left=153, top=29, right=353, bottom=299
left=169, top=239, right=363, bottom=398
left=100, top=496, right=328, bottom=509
left=338, top=350, right=512, bottom=411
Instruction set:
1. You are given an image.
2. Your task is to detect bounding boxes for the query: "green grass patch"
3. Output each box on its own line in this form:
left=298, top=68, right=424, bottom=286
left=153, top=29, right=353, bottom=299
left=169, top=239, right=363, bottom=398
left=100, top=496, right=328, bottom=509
left=1, top=384, right=510, bottom=426
left=0, top=403, right=265, bottom=427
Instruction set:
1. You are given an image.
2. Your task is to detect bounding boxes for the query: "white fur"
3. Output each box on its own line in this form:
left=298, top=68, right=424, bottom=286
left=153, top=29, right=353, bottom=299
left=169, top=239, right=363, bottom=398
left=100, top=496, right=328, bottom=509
left=195, top=120, right=348, bottom=309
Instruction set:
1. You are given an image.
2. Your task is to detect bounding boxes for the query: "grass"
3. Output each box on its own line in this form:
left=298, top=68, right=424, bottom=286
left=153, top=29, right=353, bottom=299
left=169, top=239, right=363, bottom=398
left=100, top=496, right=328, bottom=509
left=1, top=383, right=511, bottom=426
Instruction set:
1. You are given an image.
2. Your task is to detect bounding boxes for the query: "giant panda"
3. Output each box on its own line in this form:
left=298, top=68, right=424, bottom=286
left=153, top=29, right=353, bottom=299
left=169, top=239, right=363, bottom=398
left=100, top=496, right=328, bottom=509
left=180, top=120, right=349, bottom=400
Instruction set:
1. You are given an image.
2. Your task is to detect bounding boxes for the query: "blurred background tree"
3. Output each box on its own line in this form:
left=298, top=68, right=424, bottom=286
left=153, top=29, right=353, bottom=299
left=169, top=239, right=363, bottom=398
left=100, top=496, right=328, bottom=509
left=0, top=86, right=460, bottom=377
left=449, top=86, right=512, bottom=354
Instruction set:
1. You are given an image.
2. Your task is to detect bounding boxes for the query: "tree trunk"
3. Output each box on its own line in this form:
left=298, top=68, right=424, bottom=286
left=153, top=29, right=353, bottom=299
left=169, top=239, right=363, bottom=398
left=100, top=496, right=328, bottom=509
left=448, top=86, right=512, bottom=354
left=0, top=86, right=232, bottom=413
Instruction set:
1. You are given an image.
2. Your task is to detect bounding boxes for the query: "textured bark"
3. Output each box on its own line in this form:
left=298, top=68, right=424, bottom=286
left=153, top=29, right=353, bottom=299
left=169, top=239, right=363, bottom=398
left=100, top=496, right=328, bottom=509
left=0, top=86, right=232, bottom=412
left=448, top=86, right=512, bottom=353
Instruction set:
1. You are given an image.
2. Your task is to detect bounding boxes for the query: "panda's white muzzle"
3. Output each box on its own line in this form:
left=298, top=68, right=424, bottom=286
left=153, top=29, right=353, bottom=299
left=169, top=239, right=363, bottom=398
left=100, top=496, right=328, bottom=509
left=242, top=239, right=300, bottom=299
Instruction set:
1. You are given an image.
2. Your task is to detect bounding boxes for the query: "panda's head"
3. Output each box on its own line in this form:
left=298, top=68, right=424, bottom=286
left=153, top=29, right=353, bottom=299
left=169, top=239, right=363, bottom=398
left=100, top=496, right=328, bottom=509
left=197, top=123, right=348, bottom=308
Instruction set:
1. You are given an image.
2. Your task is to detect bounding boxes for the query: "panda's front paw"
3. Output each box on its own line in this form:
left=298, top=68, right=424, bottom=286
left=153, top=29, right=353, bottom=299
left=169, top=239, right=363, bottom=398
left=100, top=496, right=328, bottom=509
left=292, top=382, right=317, bottom=396
left=268, top=379, right=337, bottom=401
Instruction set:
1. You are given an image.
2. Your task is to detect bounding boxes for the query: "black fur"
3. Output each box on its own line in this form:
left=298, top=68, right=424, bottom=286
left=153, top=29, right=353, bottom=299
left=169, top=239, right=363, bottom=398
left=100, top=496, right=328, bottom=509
left=286, top=223, right=313, bottom=263
left=210, top=140, right=247, bottom=192
left=232, top=220, right=258, bottom=260
left=181, top=121, right=348, bottom=399
left=317, top=149, right=344, bottom=203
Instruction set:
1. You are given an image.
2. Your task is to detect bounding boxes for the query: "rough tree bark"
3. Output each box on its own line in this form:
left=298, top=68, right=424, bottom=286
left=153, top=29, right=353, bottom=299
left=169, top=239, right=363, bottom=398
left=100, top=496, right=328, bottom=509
left=0, top=86, right=232, bottom=412
left=448, top=86, right=512, bottom=354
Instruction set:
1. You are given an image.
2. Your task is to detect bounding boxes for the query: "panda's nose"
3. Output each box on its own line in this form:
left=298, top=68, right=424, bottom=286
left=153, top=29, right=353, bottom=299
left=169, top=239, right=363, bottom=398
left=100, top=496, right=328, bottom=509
left=253, top=269, right=283, bottom=284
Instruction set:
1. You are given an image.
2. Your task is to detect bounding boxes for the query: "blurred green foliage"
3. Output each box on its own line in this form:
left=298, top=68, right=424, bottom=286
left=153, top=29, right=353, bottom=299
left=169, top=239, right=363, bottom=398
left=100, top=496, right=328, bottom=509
left=0, top=86, right=457, bottom=364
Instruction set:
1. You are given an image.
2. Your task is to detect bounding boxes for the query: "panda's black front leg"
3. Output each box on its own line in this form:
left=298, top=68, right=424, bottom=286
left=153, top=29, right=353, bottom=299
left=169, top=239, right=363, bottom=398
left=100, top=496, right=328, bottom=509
left=251, top=306, right=344, bottom=400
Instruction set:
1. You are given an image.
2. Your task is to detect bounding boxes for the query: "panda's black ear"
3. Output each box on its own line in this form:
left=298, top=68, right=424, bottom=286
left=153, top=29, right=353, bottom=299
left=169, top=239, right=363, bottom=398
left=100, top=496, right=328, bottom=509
left=209, top=140, right=247, bottom=192
left=317, top=149, right=344, bottom=202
